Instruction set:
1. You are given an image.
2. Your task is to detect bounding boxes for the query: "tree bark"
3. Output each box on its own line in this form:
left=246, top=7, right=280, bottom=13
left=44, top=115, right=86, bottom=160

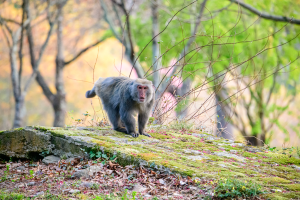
left=151, top=0, right=160, bottom=88
left=53, top=2, right=66, bottom=127
left=10, top=34, right=24, bottom=128
left=176, top=78, right=192, bottom=118
left=247, top=137, right=259, bottom=146
left=13, top=96, right=25, bottom=128
left=216, top=95, right=233, bottom=139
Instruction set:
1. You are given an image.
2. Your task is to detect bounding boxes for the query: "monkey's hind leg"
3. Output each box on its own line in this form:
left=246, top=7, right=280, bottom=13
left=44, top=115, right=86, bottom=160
left=105, top=106, right=127, bottom=134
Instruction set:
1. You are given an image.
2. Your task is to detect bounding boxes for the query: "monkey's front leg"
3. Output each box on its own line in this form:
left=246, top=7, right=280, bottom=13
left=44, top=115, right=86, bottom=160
left=120, top=112, right=139, bottom=138
left=138, top=112, right=151, bottom=137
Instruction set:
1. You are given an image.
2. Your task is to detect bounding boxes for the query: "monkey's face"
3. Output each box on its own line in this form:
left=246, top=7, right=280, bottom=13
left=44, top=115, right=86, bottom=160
left=132, top=83, right=153, bottom=103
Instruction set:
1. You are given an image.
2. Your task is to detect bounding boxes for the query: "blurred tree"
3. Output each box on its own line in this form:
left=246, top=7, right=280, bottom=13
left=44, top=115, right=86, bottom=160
left=26, top=0, right=111, bottom=127
left=0, top=0, right=57, bottom=128
left=99, top=0, right=300, bottom=145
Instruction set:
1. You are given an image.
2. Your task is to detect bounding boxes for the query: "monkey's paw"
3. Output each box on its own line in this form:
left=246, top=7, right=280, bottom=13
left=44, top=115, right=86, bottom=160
left=130, top=132, right=140, bottom=138
left=141, top=132, right=152, bottom=137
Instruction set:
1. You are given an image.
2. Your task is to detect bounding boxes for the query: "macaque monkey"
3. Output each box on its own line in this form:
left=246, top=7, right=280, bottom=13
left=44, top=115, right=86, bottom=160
left=86, top=77, right=154, bottom=138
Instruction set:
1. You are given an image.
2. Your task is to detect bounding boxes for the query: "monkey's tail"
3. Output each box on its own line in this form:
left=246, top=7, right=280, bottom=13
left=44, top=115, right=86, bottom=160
left=85, top=87, right=96, bottom=98
left=85, top=77, right=105, bottom=98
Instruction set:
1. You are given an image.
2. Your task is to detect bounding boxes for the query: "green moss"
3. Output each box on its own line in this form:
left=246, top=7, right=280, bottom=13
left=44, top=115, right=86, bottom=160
left=259, top=152, right=300, bottom=165
left=207, top=155, right=225, bottom=161
left=263, top=192, right=300, bottom=199
left=223, top=146, right=241, bottom=151
left=260, top=177, right=291, bottom=184
left=275, top=166, right=297, bottom=172
left=242, top=152, right=258, bottom=158
left=171, top=141, right=206, bottom=150
left=281, top=184, right=300, bottom=191
left=138, top=153, right=159, bottom=161
left=13, top=127, right=24, bottom=131
left=31, top=126, right=52, bottom=132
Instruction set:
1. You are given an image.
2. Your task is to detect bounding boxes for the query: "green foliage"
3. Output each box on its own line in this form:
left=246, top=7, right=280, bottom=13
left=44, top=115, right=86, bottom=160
left=1, top=165, right=9, bottom=182
left=93, top=189, right=156, bottom=200
left=89, top=149, right=117, bottom=165
left=148, top=117, right=155, bottom=124
left=0, top=191, right=25, bottom=200
left=130, top=0, right=300, bottom=143
left=214, top=178, right=264, bottom=199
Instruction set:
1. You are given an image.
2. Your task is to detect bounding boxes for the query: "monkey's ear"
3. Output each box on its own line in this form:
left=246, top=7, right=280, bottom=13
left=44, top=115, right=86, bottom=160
left=152, top=85, right=156, bottom=89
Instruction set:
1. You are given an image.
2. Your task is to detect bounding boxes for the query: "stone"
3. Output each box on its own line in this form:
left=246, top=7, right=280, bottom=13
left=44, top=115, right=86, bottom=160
left=230, top=150, right=238, bottom=154
left=183, top=149, right=202, bottom=155
left=187, top=155, right=208, bottom=161
left=42, top=155, right=60, bottom=165
left=214, top=152, right=245, bottom=161
left=189, top=186, right=198, bottom=191
left=81, top=182, right=96, bottom=188
left=69, top=189, right=81, bottom=194
left=271, top=189, right=282, bottom=193
left=27, top=182, right=35, bottom=186
left=89, top=164, right=104, bottom=174
left=218, top=164, right=227, bottom=168
left=76, top=127, right=95, bottom=131
left=158, top=179, right=165, bottom=185
left=233, top=143, right=244, bottom=147
left=0, top=128, right=52, bottom=158
left=245, top=147, right=263, bottom=153
left=16, top=166, right=26, bottom=171
left=132, top=183, right=147, bottom=193
left=34, top=191, right=44, bottom=196
left=65, top=157, right=76, bottom=163
left=72, top=169, right=89, bottom=178
left=292, top=165, right=300, bottom=170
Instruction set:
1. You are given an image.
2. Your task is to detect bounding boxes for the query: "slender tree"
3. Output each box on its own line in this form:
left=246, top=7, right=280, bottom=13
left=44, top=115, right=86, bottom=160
left=26, top=0, right=110, bottom=127
left=0, top=0, right=57, bottom=128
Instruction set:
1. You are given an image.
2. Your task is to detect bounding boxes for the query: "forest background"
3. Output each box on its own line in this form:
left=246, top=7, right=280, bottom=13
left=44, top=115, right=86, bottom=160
left=1, top=0, right=300, bottom=147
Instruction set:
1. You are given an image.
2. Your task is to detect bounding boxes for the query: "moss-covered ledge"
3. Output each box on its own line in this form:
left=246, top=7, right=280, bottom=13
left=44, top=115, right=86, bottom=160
left=0, top=126, right=300, bottom=199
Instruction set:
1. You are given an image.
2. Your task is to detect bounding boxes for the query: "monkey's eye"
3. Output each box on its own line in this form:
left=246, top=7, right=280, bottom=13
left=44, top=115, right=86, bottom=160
left=138, top=86, right=142, bottom=89
left=144, top=87, right=148, bottom=89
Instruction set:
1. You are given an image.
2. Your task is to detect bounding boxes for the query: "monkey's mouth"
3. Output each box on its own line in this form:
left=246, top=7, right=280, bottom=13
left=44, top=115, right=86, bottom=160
left=139, top=97, right=145, bottom=102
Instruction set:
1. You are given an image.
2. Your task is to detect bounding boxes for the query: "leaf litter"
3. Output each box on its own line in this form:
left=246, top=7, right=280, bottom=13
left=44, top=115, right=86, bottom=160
left=0, top=157, right=212, bottom=199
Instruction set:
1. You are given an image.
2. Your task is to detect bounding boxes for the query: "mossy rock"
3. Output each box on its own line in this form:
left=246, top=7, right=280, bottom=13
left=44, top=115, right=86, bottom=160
left=0, top=125, right=300, bottom=195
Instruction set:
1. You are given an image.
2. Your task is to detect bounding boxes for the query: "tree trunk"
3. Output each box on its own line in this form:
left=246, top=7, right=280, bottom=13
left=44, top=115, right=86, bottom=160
left=53, top=2, right=66, bottom=127
left=247, top=137, right=259, bottom=146
left=176, top=78, right=192, bottom=119
left=151, top=0, right=160, bottom=88
left=53, top=93, right=66, bottom=127
left=216, top=95, right=233, bottom=139
left=13, top=96, right=25, bottom=128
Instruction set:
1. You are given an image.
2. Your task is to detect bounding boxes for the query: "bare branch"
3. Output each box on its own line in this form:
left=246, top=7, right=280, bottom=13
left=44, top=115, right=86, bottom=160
left=36, top=72, right=55, bottom=103
left=100, top=0, right=121, bottom=41
left=24, top=1, right=58, bottom=93
left=64, top=37, right=108, bottom=66
left=18, top=0, right=26, bottom=96
left=169, top=0, right=208, bottom=77
left=100, top=0, right=145, bottom=78
left=0, top=17, right=21, bottom=25
left=230, top=0, right=300, bottom=25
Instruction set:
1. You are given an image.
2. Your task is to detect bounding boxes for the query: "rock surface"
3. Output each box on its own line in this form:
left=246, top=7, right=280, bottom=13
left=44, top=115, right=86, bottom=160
left=42, top=155, right=60, bottom=165
left=0, top=125, right=300, bottom=199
